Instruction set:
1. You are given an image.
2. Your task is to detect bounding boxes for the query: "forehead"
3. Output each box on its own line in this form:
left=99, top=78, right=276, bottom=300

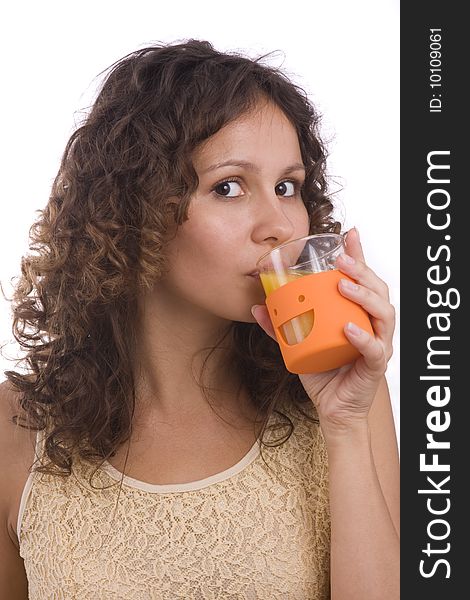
left=193, top=102, right=301, bottom=166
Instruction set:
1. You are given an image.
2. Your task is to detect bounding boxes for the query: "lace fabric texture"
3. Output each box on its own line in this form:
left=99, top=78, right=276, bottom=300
left=19, top=404, right=330, bottom=599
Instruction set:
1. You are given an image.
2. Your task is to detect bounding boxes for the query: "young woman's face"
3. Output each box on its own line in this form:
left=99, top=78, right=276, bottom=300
left=161, top=100, right=310, bottom=323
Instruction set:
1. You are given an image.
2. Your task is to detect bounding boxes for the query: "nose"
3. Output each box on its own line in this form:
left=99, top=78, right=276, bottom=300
left=250, top=190, right=296, bottom=248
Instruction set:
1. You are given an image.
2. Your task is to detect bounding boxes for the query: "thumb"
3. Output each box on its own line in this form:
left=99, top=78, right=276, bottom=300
left=251, top=304, right=277, bottom=341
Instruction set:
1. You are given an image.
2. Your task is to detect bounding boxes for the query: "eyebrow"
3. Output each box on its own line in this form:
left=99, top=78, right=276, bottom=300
left=202, top=160, right=306, bottom=175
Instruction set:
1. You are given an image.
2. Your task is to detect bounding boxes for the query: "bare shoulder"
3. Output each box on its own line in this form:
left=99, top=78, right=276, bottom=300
left=0, top=379, right=37, bottom=545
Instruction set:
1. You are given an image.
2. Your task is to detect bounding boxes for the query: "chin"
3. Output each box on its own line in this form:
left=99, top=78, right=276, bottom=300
left=211, top=289, right=265, bottom=324
left=235, top=314, right=258, bottom=325
left=234, top=305, right=261, bottom=324
left=214, top=305, right=259, bottom=324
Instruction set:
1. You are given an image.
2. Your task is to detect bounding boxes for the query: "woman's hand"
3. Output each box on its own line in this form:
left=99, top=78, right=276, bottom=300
left=251, top=227, right=395, bottom=439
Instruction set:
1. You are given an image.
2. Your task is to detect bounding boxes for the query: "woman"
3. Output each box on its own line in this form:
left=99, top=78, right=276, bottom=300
left=0, top=39, right=399, bottom=599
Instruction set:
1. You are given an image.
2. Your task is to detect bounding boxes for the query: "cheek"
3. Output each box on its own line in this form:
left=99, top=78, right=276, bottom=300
left=291, top=203, right=311, bottom=237
left=167, top=220, right=234, bottom=282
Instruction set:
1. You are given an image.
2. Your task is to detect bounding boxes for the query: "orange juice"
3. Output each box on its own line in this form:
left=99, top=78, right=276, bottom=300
left=260, top=270, right=315, bottom=344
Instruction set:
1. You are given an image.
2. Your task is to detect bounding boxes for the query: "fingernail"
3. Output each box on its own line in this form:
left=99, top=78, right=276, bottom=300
left=354, top=226, right=360, bottom=241
left=251, top=305, right=260, bottom=318
left=340, top=253, right=355, bottom=265
left=340, top=278, right=359, bottom=291
left=346, top=322, right=362, bottom=336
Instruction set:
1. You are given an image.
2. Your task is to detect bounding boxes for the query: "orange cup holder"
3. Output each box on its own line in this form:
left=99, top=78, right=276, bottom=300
left=265, top=270, right=374, bottom=373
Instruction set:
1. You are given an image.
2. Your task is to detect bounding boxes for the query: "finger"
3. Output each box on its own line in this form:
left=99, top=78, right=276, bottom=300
left=338, top=278, right=395, bottom=345
left=344, top=321, right=387, bottom=377
left=251, top=305, right=277, bottom=340
left=344, top=226, right=365, bottom=262
left=336, top=252, right=390, bottom=301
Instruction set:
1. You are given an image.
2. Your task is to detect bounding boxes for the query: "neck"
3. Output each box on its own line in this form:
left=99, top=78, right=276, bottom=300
left=131, top=285, right=245, bottom=423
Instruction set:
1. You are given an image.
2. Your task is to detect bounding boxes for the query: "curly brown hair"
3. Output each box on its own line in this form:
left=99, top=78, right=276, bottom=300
left=4, top=39, right=340, bottom=478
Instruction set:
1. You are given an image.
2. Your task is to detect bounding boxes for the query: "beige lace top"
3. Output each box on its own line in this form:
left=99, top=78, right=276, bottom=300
left=18, top=404, right=330, bottom=599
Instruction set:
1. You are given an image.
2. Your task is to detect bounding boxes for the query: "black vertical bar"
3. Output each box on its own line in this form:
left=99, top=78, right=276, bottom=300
left=401, top=3, right=467, bottom=597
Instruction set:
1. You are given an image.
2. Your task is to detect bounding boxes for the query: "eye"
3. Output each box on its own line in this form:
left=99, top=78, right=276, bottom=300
left=212, top=179, right=244, bottom=198
left=276, top=180, right=299, bottom=197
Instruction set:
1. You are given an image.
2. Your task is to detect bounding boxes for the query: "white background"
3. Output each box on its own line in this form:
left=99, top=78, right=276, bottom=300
left=0, top=0, right=400, bottom=443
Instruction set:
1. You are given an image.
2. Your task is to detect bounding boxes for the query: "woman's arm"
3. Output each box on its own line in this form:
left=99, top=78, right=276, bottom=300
left=0, top=381, right=31, bottom=600
left=327, top=376, right=399, bottom=600
left=0, top=531, right=29, bottom=600
left=369, top=376, right=400, bottom=536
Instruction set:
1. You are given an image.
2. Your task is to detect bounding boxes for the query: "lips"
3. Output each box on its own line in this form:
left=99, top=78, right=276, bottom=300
left=247, top=270, right=260, bottom=278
